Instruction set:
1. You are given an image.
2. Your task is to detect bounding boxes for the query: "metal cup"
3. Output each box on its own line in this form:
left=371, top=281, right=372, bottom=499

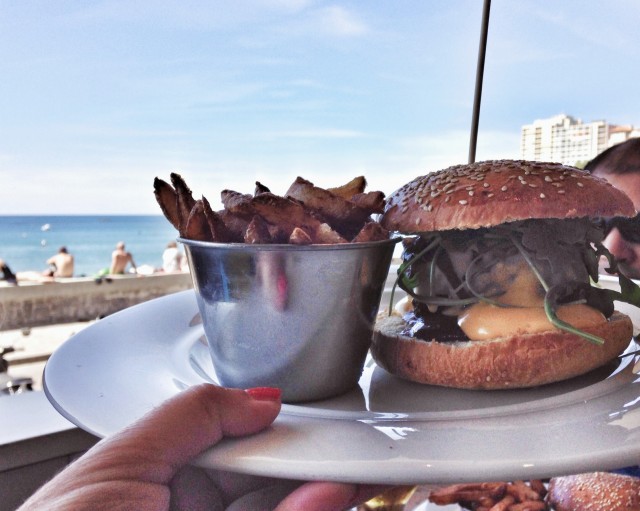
left=181, top=237, right=398, bottom=402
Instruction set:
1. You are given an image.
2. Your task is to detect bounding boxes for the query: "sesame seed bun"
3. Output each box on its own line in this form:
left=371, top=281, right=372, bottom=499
left=381, top=160, right=636, bottom=233
left=371, top=312, right=632, bottom=389
left=548, top=472, right=640, bottom=511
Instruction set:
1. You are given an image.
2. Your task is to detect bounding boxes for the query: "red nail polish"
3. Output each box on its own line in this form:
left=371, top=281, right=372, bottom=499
left=245, top=387, right=281, bottom=401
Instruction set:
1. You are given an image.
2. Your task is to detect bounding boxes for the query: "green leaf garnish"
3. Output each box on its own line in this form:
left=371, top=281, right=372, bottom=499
left=389, top=218, right=640, bottom=346
left=510, top=231, right=605, bottom=344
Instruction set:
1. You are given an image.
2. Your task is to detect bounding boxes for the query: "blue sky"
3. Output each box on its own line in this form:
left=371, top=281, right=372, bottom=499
left=2, top=0, right=640, bottom=214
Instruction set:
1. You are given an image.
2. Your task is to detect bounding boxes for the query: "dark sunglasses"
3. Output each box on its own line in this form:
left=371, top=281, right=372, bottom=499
left=600, top=214, right=640, bottom=243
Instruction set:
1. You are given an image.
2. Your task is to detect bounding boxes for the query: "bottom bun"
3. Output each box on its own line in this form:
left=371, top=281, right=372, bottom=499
left=548, top=472, right=640, bottom=511
left=371, top=312, right=632, bottom=389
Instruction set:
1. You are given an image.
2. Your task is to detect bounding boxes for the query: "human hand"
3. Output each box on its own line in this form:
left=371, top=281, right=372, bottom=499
left=18, top=384, right=385, bottom=511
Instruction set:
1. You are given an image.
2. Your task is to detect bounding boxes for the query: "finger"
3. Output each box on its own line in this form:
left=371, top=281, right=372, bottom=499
left=70, top=384, right=281, bottom=485
left=170, top=466, right=225, bottom=511
left=274, top=482, right=389, bottom=511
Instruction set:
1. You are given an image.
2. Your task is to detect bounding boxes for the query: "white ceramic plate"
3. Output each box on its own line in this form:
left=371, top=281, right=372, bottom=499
left=44, top=290, right=640, bottom=485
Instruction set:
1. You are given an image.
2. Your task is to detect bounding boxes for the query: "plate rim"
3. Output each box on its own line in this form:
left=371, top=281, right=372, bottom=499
left=44, top=289, right=640, bottom=484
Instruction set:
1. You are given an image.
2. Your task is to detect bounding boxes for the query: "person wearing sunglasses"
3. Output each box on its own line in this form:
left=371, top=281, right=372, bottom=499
left=586, top=138, right=640, bottom=279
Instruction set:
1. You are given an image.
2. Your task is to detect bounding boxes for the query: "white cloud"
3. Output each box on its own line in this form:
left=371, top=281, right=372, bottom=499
left=271, top=3, right=370, bottom=39
left=316, top=5, right=369, bottom=37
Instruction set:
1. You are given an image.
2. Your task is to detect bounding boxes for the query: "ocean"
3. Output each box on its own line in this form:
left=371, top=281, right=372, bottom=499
left=0, top=216, right=180, bottom=277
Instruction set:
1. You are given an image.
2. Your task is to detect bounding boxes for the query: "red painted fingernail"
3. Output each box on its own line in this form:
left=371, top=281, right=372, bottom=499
left=245, top=387, right=281, bottom=401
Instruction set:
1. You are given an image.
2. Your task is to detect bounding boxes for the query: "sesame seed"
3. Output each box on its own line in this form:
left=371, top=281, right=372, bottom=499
left=577, top=182, right=584, bottom=187
left=544, top=176, right=553, bottom=182
left=459, top=199, right=468, bottom=205
left=557, top=189, right=565, bottom=194
left=483, top=182, right=490, bottom=188
left=528, top=184, right=538, bottom=188
left=445, top=196, right=451, bottom=202
left=540, top=193, right=546, bottom=199
left=501, top=186, right=508, bottom=192
left=468, top=191, right=474, bottom=196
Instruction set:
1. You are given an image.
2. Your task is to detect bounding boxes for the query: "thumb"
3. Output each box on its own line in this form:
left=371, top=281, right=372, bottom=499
left=70, top=384, right=282, bottom=485
left=275, top=482, right=389, bottom=511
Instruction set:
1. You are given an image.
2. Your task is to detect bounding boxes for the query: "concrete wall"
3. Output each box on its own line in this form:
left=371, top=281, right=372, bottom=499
left=0, top=273, right=193, bottom=331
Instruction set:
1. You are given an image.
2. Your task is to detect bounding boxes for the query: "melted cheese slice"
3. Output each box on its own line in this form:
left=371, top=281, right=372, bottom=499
left=458, top=262, right=606, bottom=341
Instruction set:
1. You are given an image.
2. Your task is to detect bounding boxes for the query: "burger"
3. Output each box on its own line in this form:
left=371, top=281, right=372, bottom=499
left=372, top=160, right=639, bottom=389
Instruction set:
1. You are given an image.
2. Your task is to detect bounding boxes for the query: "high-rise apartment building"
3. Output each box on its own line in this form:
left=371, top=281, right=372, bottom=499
left=520, top=114, right=640, bottom=165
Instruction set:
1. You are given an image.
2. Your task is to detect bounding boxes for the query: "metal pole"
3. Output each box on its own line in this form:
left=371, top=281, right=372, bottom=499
left=468, top=0, right=491, bottom=164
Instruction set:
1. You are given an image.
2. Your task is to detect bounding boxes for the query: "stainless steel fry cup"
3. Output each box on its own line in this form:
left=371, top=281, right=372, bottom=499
left=180, top=237, right=398, bottom=402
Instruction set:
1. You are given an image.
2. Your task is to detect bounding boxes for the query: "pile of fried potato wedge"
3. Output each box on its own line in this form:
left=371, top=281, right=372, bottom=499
left=154, top=173, right=390, bottom=244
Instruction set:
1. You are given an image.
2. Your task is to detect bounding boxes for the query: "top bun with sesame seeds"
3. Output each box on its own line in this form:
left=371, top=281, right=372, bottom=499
left=381, top=160, right=635, bottom=233
left=372, top=160, right=637, bottom=390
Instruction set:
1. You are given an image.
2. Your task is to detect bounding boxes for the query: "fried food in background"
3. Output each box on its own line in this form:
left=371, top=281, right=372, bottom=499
left=153, top=173, right=389, bottom=244
left=425, top=472, right=640, bottom=510
left=428, top=480, right=548, bottom=510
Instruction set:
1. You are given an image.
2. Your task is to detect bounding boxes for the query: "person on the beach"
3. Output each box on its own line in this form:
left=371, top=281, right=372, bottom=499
left=162, top=240, right=183, bottom=273
left=0, top=258, right=18, bottom=285
left=17, top=384, right=384, bottom=510
left=585, top=138, right=640, bottom=279
left=110, top=242, right=137, bottom=274
left=45, top=246, right=74, bottom=278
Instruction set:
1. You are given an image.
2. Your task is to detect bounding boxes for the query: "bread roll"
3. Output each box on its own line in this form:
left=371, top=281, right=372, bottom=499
left=372, top=312, right=632, bottom=389
left=548, top=472, right=640, bottom=510
left=382, top=160, right=635, bottom=233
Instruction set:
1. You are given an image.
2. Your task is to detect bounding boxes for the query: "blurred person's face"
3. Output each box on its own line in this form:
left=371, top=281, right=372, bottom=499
left=593, top=172, right=640, bottom=279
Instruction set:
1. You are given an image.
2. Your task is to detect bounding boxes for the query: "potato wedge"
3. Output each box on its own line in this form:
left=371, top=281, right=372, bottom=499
left=289, top=227, right=313, bottom=245
left=170, top=173, right=197, bottom=232
left=202, top=195, right=235, bottom=243
left=251, top=193, right=323, bottom=238
left=244, top=215, right=272, bottom=244
left=285, top=177, right=371, bottom=238
left=352, top=221, right=390, bottom=243
left=351, top=191, right=386, bottom=215
left=184, top=200, right=213, bottom=241
left=327, top=175, right=366, bottom=200
left=153, top=177, right=180, bottom=231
